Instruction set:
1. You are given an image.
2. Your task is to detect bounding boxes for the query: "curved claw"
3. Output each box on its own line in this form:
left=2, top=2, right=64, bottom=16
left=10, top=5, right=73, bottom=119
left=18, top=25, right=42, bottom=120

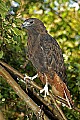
left=24, top=74, right=38, bottom=81
left=40, top=82, right=49, bottom=97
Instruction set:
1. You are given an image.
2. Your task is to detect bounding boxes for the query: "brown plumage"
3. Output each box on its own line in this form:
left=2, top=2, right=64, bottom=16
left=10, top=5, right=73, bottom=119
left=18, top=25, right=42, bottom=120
left=22, top=18, right=73, bottom=108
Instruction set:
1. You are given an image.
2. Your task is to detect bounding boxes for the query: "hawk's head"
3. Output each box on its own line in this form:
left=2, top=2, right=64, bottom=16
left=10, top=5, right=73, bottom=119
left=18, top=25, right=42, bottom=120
left=22, top=18, right=47, bottom=34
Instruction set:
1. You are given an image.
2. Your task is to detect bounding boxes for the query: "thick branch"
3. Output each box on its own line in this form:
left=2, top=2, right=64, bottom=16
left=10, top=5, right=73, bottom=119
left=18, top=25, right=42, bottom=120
left=0, top=60, right=69, bottom=105
left=0, top=65, right=49, bottom=120
left=1, top=60, right=80, bottom=113
left=0, top=60, right=69, bottom=120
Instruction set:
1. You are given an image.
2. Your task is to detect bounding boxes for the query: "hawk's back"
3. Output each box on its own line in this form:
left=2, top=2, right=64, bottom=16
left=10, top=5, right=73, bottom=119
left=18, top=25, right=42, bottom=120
left=28, top=33, right=67, bottom=83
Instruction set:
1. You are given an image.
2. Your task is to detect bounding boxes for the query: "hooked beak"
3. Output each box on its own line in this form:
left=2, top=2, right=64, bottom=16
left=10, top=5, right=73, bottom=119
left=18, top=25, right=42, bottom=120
left=21, top=21, right=31, bottom=28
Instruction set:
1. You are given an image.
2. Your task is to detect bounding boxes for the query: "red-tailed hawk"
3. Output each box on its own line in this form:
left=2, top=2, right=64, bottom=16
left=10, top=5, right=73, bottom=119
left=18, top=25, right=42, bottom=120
left=22, top=18, right=73, bottom=108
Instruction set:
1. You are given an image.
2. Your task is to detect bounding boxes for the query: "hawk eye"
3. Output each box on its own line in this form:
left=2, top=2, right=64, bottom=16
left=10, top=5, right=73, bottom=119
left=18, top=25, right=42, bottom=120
left=30, top=21, right=34, bottom=24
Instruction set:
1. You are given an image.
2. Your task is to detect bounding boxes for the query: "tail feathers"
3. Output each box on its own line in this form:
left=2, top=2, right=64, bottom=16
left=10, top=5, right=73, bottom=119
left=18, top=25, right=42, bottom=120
left=63, top=84, right=74, bottom=109
left=64, top=89, right=72, bottom=109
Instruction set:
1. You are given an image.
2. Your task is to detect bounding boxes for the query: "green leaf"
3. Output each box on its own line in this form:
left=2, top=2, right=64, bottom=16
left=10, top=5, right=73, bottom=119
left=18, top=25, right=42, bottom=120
left=0, top=1, right=9, bottom=18
left=0, top=1, right=9, bottom=12
left=11, top=27, right=22, bottom=36
left=0, top=50, right=3, bottom=58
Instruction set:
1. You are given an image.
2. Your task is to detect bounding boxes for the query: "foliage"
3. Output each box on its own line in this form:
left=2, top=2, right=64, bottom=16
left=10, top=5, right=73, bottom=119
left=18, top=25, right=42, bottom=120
left=0, top=0, right=80, bottom=119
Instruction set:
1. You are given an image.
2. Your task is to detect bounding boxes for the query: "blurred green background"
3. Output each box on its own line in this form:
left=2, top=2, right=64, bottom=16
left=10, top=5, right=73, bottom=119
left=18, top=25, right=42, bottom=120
left=0, top=0, right=80, bottom=119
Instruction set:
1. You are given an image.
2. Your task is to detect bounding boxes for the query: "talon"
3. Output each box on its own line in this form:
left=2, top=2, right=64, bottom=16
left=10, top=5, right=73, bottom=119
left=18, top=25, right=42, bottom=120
left=40, top=83, right=49, bottom=97
left=24, top=74, right=38, bottom=81
left=40, top=74, right=49, bottom=97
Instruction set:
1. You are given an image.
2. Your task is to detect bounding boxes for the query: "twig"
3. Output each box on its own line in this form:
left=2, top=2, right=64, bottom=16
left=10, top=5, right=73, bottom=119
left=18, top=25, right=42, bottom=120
left=50, top=93, right=67, bottom=120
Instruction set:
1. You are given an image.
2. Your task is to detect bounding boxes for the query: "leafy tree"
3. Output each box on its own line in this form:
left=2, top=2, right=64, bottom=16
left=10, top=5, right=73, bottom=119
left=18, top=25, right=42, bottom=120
left=0, top=0, right=80, bottom=119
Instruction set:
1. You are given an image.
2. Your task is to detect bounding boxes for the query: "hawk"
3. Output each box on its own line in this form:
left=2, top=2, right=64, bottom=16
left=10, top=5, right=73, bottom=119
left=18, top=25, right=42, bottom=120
left=22, top=18, right=73, bottom=108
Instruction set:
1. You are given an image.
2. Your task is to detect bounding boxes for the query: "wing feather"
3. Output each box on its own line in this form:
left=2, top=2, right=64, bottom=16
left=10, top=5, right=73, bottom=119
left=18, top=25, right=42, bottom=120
left=40, top=34, right=67, bottom=83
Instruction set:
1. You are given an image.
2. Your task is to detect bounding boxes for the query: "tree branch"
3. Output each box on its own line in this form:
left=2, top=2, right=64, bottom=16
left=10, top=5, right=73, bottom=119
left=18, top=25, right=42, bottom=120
left=0, top=60, right=69, bottom=105
left=0, top=60, right=68, bottom=120
left=0, top=65, right=49, bottom=120
left=1, top=60, right=80, bottom=113
left=0, top=111, right=5, bottom=120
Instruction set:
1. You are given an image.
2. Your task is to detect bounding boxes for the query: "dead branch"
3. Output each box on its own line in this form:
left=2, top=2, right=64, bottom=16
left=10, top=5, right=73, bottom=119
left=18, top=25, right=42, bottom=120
left=0, top=111, right=5, bottom=120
